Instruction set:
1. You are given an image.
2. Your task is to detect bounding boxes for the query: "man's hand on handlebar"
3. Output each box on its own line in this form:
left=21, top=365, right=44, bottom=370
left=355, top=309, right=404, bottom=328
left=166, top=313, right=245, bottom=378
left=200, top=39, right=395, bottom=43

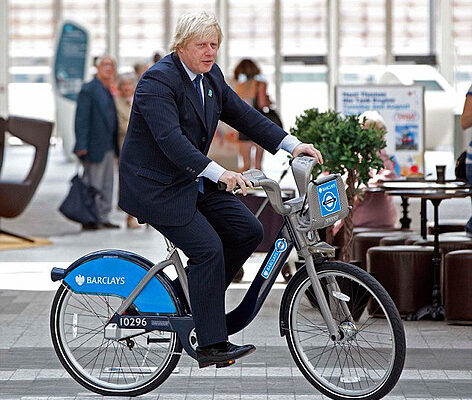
left=292, top=143, right=324, bottom=164
left=218, top=170, right=253, bottom=195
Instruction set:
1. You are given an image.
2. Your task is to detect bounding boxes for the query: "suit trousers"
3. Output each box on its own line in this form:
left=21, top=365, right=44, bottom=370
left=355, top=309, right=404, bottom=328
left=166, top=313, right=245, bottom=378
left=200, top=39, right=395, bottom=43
left=82, top=150, right=114, bottom=224
left=151, top=182, right=264, bottom=347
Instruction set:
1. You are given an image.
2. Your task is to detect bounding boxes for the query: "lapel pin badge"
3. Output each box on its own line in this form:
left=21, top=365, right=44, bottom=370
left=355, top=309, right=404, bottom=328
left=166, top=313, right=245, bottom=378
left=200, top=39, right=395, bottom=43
left=208, top=89, right=213, bottom=97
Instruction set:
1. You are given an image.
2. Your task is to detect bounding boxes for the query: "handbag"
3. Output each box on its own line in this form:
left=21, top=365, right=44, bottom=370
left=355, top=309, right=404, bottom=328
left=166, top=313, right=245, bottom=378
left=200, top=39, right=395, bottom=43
left=455, top=151, right=467, bottom=181
left=254, top=81, right=283, bottom=129
left=59, top=174, right=100, bottom=224
left=259, top=106, right=283, bottom=129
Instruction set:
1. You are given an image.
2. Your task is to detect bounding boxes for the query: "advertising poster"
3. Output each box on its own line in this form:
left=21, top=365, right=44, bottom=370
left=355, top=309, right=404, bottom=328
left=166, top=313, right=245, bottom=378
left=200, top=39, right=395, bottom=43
left=54, top=22, right=88, bottom=101
left=335, top=85, right=425, bottom=176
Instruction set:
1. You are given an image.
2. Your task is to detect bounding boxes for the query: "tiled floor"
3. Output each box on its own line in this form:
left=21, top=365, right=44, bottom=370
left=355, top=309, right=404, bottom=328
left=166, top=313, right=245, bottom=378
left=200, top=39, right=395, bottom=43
left=1, top=289, right=472, bottom=399
left=1, top=146, right=472, bottom=399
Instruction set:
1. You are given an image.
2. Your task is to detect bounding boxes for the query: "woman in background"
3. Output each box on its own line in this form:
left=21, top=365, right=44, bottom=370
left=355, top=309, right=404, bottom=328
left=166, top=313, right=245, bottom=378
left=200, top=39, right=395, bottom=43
left=351, top=111, right=398, bottom=228
left=333, top=111, right=398, bottom=242
left=115, top=73, right=139, bottom=229
left=234, top=59, right=271, bottom=171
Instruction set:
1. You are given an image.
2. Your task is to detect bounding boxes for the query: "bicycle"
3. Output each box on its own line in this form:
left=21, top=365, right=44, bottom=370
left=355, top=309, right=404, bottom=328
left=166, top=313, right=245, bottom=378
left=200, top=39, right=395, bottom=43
left=49, top=155, right=406, bottom=399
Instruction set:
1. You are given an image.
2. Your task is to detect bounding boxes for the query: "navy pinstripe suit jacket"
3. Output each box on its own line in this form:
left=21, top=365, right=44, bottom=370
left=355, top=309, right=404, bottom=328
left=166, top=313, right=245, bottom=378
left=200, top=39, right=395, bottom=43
left=118, top=52, right=287, bottom=227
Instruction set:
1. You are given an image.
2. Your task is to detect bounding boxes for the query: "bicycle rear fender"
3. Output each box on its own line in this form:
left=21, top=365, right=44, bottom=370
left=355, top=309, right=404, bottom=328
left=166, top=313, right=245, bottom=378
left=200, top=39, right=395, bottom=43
left=51, top=250, right=178, bottom=314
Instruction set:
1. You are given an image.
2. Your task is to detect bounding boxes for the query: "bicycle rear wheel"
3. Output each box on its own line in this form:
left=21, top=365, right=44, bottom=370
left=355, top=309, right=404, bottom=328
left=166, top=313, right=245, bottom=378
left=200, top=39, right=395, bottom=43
left=50, top=284, right=182, bottom=396
left=284, top=261, right=405, bottom=400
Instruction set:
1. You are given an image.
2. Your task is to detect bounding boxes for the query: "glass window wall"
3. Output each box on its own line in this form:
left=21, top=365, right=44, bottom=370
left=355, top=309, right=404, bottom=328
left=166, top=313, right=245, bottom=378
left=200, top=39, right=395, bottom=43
left=281, top=0, right=328, bottom=127
left=62, top=0, right=107, bottom=59
left=228, top=0, right=274, bottom=92
left=9, top=0, right=55, bottom=120
left=118, top=0, right=165, bottom=72
left=453, top=0, right=472, bottom=95
left=393, top=0, right=429, bottom=56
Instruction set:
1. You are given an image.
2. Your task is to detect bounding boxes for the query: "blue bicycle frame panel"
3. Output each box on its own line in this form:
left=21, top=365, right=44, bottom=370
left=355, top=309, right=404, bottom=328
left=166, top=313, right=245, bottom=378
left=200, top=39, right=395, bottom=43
left=225, top=221, right=294, bottom=334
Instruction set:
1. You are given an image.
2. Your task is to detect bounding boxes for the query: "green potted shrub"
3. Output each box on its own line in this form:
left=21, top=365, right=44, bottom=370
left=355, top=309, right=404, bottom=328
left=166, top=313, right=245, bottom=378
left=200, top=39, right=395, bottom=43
left=290, top=108, right=387, bottom=262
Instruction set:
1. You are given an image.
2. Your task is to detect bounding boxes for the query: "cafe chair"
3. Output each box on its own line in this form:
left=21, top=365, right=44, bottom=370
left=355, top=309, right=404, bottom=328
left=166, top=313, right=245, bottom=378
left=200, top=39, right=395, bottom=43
left=405, top=235, right=433, bottom=244
left=367, top=245, right=435, bottom=318
left=412, top=236, right=472, bottom=255
left=427, top=219, right=467, bottom=235
left=353, top=230, right=412, bottom=270
left=379, top=232, right=422, bottom=246
left=0, top=116, right=53, bottom=242
left=444, top=250, right=472, bottom=321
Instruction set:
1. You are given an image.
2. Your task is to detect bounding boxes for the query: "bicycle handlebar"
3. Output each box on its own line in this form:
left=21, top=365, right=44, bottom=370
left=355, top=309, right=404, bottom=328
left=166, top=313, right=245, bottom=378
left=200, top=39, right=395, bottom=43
left=217, top=169, right=292, bottom=215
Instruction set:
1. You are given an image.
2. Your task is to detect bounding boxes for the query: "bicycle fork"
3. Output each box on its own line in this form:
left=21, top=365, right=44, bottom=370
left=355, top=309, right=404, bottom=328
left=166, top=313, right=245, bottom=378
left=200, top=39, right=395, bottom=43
left=299, top=248, right=354, bottom=342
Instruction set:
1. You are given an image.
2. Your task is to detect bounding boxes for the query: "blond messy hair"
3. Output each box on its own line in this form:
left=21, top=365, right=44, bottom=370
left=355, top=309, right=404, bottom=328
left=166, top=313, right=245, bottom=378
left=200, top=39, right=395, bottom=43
left=170, top=11, right=223, bottom=52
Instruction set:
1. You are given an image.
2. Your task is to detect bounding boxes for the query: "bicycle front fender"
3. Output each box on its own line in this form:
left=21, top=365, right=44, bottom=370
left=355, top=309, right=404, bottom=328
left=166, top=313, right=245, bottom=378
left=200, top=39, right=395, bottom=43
left=51, top=249, right=179, bottom=315
left=279, top=257, right=329, bottom=336
left=279, top=264, right=308, bottom=336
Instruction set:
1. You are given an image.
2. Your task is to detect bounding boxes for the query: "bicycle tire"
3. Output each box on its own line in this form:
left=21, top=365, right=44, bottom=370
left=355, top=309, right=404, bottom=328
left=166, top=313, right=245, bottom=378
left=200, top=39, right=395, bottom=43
left=50, top=282, right=182, bottom=396
left=283, top=261, right=406, bottom=400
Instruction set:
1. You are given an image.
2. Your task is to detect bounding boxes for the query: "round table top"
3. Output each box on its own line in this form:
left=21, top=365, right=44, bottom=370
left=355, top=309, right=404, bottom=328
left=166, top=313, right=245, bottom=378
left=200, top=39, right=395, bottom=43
left=378, top=181, right=470, bottom=190
left=384, top=188, right=472, bottom=200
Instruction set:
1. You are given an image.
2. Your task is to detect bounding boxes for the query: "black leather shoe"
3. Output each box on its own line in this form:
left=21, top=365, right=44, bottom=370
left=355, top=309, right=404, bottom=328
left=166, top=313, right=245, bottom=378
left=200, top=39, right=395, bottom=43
left=196, top=341, right=256, bottom=368
left=232, top=267, right=244, bottom=283
left=82, top=223, right=99, bottom=231
left=99, top=222, right=120, bottom=229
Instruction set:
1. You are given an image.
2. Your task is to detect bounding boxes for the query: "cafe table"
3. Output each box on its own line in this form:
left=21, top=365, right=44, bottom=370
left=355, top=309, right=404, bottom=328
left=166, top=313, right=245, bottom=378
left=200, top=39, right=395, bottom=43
left=383, top=187, right=472, bottom=320
left=375, top=180, right=471, bottom=235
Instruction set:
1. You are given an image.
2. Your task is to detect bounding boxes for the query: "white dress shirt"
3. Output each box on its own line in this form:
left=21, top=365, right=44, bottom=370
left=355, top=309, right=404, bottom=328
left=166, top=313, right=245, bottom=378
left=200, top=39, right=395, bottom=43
left=180, top=59, right=301, bottom=182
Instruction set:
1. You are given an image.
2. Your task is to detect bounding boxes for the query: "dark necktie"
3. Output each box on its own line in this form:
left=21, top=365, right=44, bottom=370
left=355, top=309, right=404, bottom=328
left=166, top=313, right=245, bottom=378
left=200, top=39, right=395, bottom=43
left=194, top=74, right=205, bottom=193
left=193, top=74, right=204, bottom=112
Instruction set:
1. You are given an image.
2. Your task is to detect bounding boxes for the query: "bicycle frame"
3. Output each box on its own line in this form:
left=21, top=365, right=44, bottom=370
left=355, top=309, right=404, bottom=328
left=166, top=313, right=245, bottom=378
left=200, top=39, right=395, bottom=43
left=103, top=220, right=293, bottom=359
left=104, top=211, right=347, bottom=360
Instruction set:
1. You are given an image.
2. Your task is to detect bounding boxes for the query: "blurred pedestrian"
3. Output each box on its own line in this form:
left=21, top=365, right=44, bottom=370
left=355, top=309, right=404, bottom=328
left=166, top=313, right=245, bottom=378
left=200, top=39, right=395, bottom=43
left=234, top=59, right=270, bottom=171
left=460, top=83, right=472, bottom=236
left=134, top=62, right=149, bottom=80
left=153, top=52, right=162, bottom=64
left=74, top=55, right=120, bottom=230
left=115, top=73, right=140, bottom=229
left=333, top=111, right=397, bottom=243
left=351, top=111, right=398, bottom=228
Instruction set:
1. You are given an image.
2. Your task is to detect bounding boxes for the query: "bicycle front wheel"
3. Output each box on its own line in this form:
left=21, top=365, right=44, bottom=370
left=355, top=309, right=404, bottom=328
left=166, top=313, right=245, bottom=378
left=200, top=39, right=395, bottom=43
left=50, top=284, right=182, bottom=396
left=284, top=261, right=406, bottom=400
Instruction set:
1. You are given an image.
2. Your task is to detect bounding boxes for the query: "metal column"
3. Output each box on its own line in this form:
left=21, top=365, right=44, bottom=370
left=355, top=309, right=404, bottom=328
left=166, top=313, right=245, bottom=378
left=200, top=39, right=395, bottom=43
left=0, top=0, right=8, bottom=118
left=216, top=0, right=229, bottom=77
left=438, top=0, right=454, bottom=85
left=327, top=0, right=339, bottom=108
left=274, top=0, right=281, bottom=110
left=106, top=0, right=119, bottom=64
left=164, top=0, right=172, bottom=52
left=53, top=0, right=62, bottom=36
left=429, top=0, right=436, bottom=57
left=385, top=0, right=393, bottom=65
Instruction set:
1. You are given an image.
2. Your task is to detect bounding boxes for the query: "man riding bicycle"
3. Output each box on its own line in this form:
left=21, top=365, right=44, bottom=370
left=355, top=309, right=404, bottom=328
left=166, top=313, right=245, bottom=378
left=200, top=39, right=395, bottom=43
left=118, top=11, right=322, bottom=368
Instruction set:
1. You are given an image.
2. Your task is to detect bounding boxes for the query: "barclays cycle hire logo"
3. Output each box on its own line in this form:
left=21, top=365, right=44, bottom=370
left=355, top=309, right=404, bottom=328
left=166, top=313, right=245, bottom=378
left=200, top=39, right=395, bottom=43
left=75, top=274, right=85, bottom=286
left=74, top=274, right=125, bottom=286
left=261, top=239, right=288, bottom=279
left=317, top=180, right=341, bottom=217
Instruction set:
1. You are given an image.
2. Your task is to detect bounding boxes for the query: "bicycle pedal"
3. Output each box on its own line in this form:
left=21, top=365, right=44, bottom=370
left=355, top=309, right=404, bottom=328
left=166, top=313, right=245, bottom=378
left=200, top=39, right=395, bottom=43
left=198, top=359, right=236, bottom=369
left=216, top=359, right=235, bottom=368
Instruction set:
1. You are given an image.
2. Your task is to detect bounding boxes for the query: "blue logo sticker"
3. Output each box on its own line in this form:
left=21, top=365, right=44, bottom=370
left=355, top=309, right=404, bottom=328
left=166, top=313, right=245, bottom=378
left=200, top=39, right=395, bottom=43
left=261, top=239, right=287, bottom=279
left=317, top=180, right=341, bottom=217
